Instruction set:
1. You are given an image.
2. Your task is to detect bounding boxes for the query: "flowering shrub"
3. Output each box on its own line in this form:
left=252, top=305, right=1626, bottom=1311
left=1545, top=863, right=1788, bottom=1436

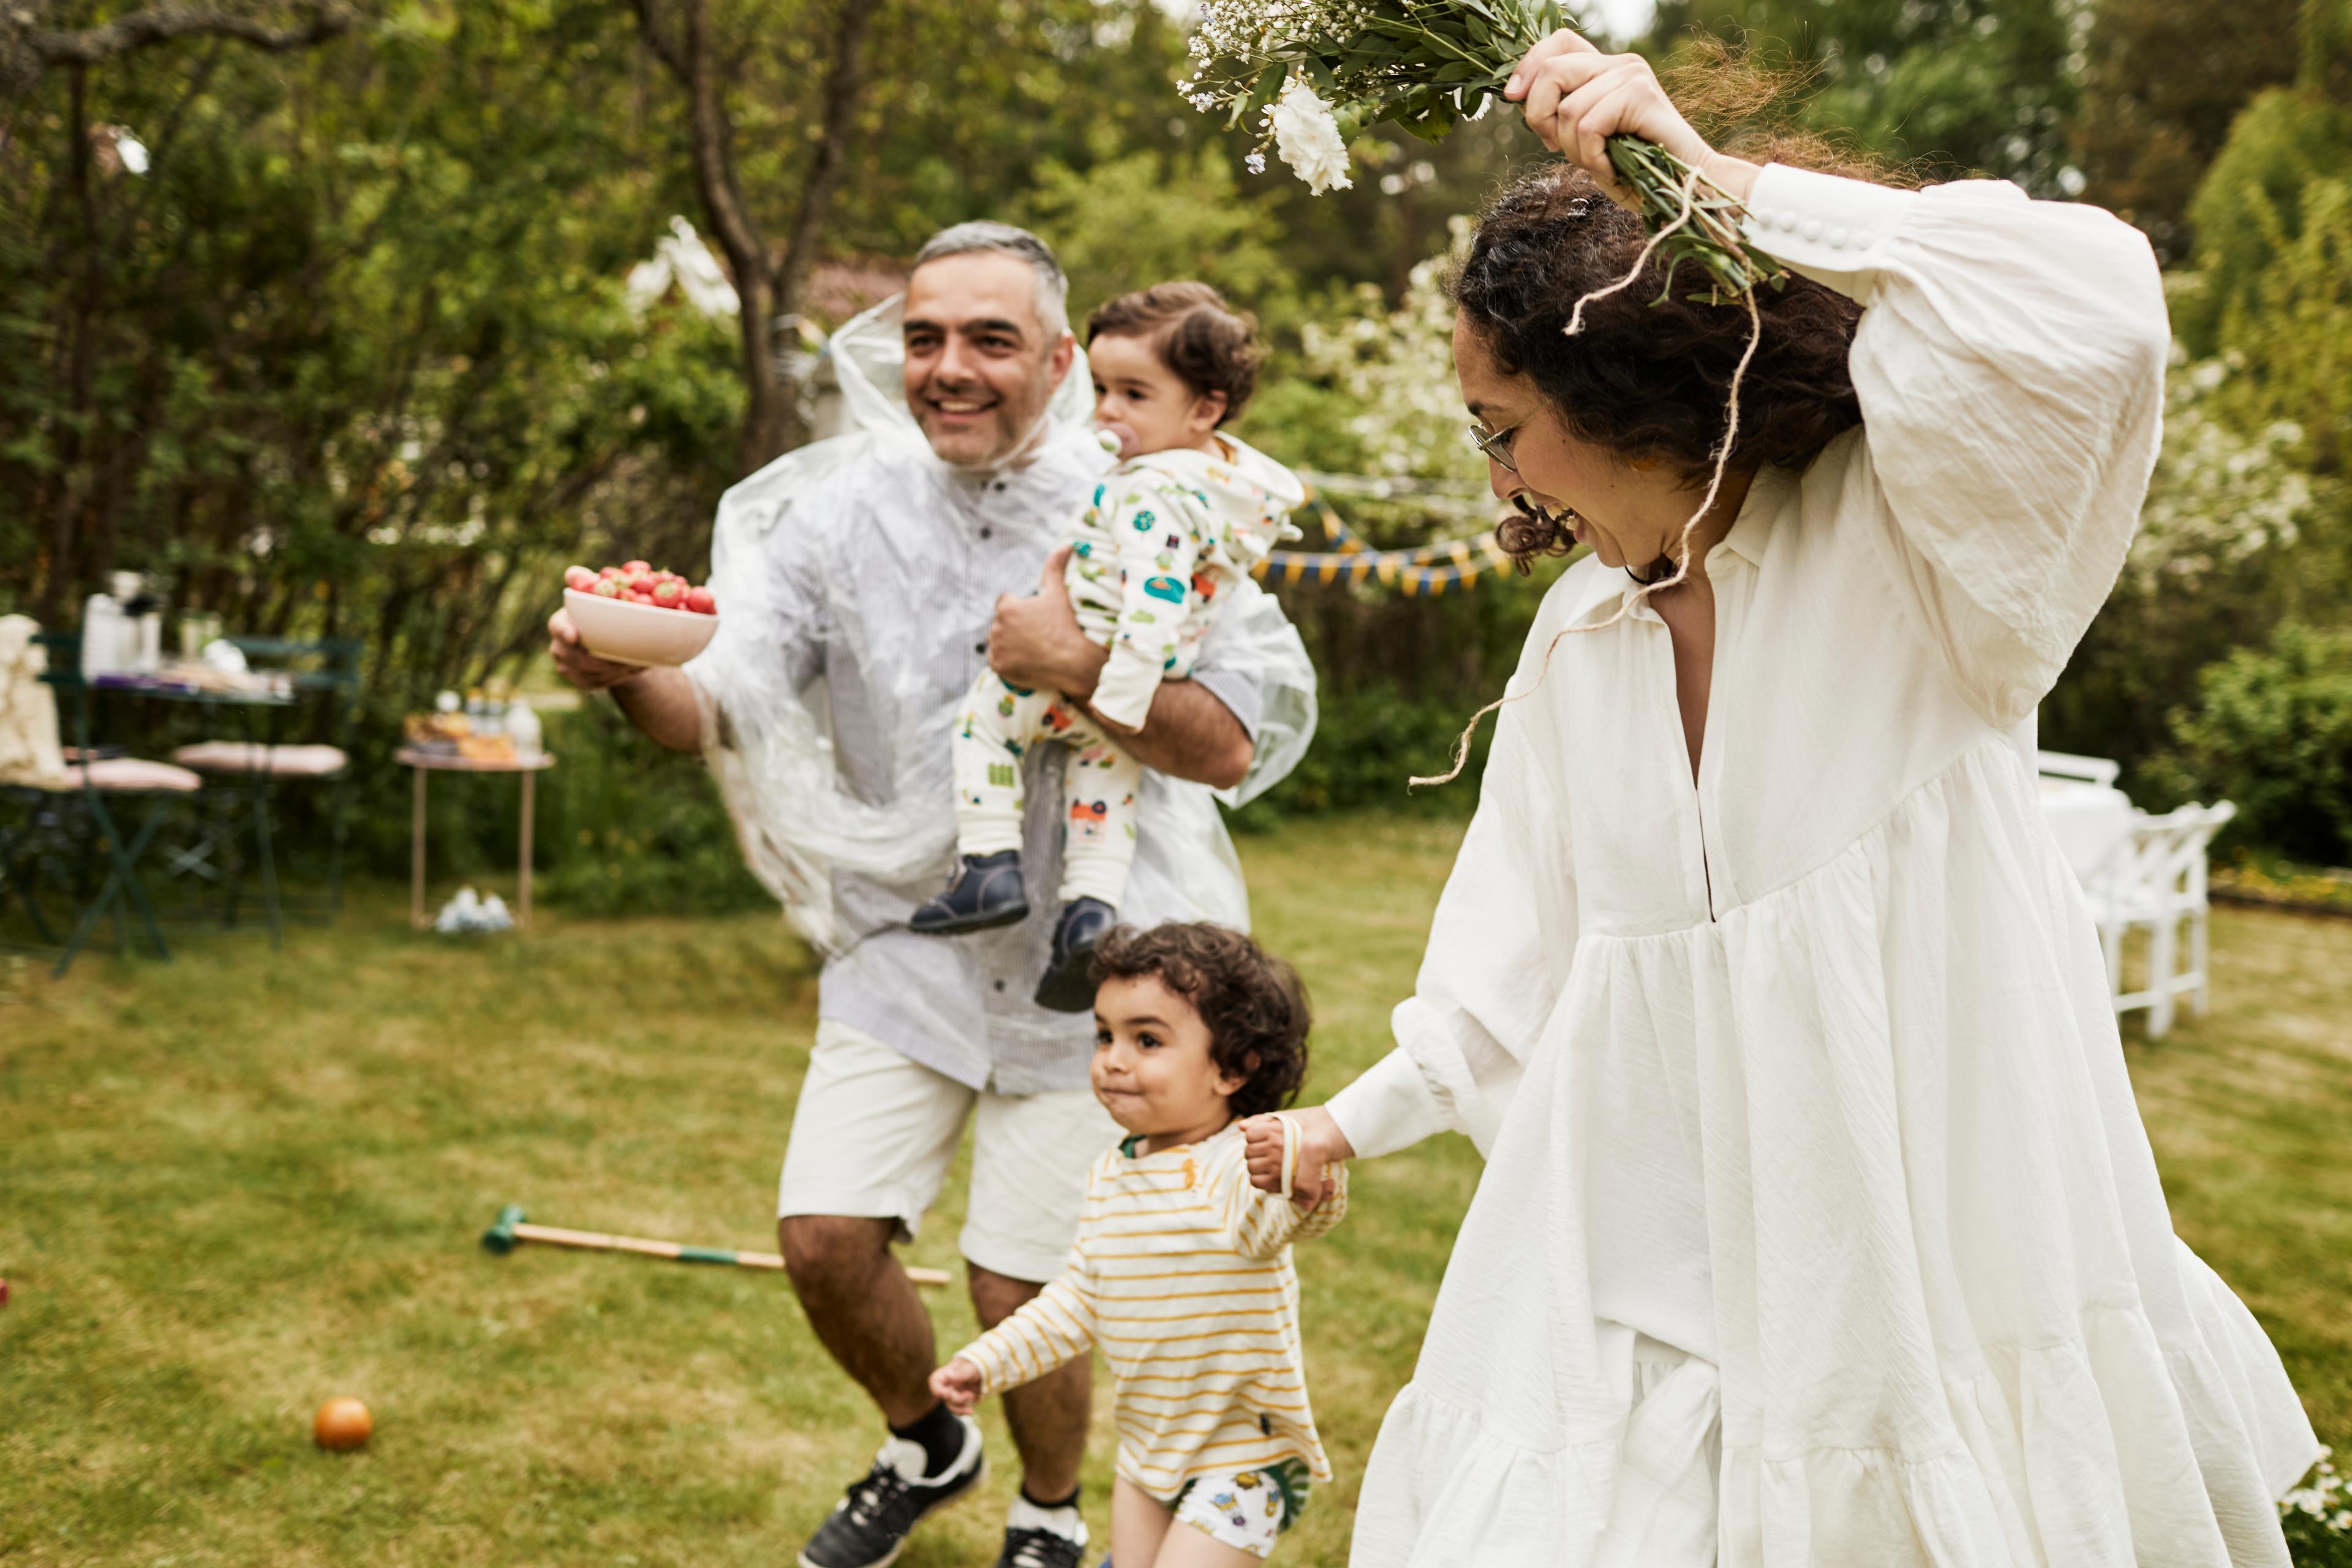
left=2126, top=345, right=2315, bottom=592
left=1288, top=219, right=1488, bottom=488
left=2282, top=1449, right=2352, bottom=1566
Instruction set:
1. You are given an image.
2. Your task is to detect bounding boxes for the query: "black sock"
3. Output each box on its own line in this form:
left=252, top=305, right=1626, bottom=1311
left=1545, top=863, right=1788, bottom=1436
left=1020, top=1481, right=1080, bottom=1511
left=889, top=1401, right=965, bottom=1477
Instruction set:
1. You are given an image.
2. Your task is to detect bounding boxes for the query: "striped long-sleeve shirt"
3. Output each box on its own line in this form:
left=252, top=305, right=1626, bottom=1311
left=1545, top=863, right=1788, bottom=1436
left=951, top=1121, right=1348, bottom=1501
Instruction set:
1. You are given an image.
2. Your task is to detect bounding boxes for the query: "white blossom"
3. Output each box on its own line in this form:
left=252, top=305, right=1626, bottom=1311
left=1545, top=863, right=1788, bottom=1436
left=1268, top=78, right=1353, bottom=195
left=1245, top=149, right=1267, bottom=175
left=2127, top=344, right=2317, bottom=592
left=1297, top=217, right=1488, bottom=483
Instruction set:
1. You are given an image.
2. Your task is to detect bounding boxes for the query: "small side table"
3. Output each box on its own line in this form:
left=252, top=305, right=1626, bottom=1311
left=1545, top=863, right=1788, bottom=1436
left=395, top=748, right=557, bottom=930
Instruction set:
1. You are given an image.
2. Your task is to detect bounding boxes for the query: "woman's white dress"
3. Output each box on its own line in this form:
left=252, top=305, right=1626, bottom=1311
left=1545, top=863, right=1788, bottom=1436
left=1323, top=164, right=2319, bottom=1567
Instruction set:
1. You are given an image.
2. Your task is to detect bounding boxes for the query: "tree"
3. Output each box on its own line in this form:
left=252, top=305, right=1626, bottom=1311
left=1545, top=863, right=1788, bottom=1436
left=1645, top=0, right=2081, bottom=191
left=627, top=0, right=872, bottom=474
left=2071, top=0, right=2303, bottom=260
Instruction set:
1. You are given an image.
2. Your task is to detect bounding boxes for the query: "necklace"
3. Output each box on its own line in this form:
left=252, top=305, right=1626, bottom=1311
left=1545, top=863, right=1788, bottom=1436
left=1624, top=555, right=1675, bottom=587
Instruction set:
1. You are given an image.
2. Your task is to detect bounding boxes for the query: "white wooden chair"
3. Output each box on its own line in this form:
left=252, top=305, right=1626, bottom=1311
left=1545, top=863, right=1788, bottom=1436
left=2084, top=802, right=2236, bottom=1039
left=2037, top=749, right=2123, bottom=788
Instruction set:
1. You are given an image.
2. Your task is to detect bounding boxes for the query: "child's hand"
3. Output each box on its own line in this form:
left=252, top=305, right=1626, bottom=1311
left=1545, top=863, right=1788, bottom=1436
left=929, top=1357, right=985, bottom=1416
left=1242, top=1109, right=1350, bottom=1210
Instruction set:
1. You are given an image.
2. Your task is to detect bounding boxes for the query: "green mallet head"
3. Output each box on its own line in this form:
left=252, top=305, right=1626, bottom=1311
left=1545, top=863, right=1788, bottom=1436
left=481, top=1204, right=527, bottom=1254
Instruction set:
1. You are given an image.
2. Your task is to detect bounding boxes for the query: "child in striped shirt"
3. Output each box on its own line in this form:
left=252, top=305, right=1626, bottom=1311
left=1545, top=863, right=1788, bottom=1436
left=930, top=922, right=1346, bottom=1566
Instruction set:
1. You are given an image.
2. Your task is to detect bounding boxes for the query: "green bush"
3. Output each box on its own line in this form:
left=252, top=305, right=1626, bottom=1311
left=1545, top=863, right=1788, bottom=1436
left=2179, top=89, right=2352, bottom=358
left=2152, top=622, right=2352, bottom=866
left=1230, top=684, right=1497, bottom=832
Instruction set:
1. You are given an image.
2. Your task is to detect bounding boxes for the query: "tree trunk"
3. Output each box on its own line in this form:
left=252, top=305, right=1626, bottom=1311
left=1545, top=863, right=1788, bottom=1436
left=632, top=0, right=873, bottom=475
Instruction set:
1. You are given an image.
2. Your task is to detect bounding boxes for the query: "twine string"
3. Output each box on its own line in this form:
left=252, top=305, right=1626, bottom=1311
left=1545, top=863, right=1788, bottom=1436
left=1411, top=279, right=1766, bottom=789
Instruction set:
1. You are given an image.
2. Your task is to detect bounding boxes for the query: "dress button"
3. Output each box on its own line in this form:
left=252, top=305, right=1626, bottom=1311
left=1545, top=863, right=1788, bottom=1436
left=1774, top=208, right=1797, bottom=231
left=993, top=979, right=1006, bottom=992
left=974, top=642, right=987, bottom=655
left=979, top=526, right=992, bottom=539
left=1801, top=219, right=1823, bottom=241
left=1827, top=226, right=1849, bottom=248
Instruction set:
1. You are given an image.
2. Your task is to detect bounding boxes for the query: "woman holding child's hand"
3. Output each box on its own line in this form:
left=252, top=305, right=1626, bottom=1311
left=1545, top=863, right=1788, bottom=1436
left=1246, top=26, right=2317, bottom=1568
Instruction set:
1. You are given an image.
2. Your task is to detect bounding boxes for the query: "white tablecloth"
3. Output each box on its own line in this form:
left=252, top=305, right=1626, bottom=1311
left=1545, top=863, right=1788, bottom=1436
left=2040, top=778, right=2134, bottom=880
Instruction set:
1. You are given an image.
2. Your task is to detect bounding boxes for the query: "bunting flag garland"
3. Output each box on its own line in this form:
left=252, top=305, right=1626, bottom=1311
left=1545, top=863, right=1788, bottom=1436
left=1251, top=481, right=1520, bottom=597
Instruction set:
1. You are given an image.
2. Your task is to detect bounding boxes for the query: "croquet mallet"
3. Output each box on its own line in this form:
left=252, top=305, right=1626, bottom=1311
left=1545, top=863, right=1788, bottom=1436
left=480, top=1204, right=951, bottom=1288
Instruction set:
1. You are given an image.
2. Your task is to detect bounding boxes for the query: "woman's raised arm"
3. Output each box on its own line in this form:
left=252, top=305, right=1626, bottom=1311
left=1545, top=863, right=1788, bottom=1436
left=1738, top=167, right=2171, bottom=726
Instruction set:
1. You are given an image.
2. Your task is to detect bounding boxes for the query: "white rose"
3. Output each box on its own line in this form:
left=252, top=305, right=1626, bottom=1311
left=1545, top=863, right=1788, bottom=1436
left=1270, top=79, right=1353, bottom=196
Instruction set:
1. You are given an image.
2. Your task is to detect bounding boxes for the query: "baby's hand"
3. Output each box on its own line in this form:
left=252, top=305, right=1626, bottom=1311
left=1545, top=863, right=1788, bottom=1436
left=929, top=1357, right=985, bottom=1416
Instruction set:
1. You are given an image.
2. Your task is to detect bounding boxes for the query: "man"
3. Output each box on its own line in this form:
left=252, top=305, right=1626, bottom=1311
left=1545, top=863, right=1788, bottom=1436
left=548, top=223, right=1314, bottom=1568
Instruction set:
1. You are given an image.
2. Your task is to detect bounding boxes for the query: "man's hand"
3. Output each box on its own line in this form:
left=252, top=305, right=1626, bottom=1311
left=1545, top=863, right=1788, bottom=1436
left=928, top=1356, right=986, bottom=1417
left=548, top=608, right=646, bottom=694
left=547, top=606, right=703, bottom=752
left=1241, top=1107, right=1352, bottom=1212
left=988, top=545, right=1109, bottom=701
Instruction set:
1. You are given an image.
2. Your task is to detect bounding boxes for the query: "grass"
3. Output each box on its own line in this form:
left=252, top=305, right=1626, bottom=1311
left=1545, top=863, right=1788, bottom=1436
left=1, top=812, right=2347, bottom=1566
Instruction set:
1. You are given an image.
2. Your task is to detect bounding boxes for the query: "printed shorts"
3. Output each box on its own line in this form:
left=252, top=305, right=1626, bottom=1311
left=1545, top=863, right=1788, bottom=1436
left=1172, top=1460, right=1308, bottom=1559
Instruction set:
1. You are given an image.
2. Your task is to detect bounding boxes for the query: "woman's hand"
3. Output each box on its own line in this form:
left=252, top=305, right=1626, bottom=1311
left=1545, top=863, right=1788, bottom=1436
left=928, top=1356, right=984, bottom=1417
left=1502, top=30, right=1758, bottom=206
left=1241, top=1107, right=1354, bottom=1210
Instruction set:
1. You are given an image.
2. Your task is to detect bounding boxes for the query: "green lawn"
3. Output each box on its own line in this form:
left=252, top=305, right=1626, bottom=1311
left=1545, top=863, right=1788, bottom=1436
left=2, top=813, right=2347, bottom=1566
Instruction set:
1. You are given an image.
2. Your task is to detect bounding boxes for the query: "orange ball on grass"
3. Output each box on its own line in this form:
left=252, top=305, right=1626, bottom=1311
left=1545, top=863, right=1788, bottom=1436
left=313, top=1396, right=372, bottom=1451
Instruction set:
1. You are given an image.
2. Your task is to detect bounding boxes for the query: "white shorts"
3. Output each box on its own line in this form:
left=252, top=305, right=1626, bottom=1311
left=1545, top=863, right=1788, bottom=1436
left=776, top=1018, right=1117, bottom=1284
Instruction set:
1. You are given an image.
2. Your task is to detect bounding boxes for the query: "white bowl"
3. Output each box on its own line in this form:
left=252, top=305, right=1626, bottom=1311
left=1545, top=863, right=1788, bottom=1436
left=564, top=587, right=720, bottom=668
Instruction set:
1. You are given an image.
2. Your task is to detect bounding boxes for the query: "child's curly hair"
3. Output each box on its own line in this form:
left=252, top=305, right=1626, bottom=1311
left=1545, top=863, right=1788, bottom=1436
left=1090, top=922, right=1310, bottom=1120
left=1085, top=282, right=1263, bottom=426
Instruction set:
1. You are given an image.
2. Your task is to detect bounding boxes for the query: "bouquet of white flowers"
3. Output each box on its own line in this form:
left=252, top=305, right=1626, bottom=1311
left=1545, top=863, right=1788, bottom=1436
left=1180, top=0, right=1777, bottom=299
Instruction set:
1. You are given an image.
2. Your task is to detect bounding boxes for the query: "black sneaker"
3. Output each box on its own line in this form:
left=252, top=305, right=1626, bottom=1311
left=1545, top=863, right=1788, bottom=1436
left=910, top=850, right=1029, bottom=935
left=1032, top=897, right=1115, bottom=1012
left=993, top=1496, right=1090, bottom=1568
left=797, top=1419, right=986, bottom=1568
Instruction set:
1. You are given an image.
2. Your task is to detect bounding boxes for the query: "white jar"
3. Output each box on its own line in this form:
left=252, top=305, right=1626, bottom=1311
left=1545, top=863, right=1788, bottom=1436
left=504, top=701, right=543, bottom=758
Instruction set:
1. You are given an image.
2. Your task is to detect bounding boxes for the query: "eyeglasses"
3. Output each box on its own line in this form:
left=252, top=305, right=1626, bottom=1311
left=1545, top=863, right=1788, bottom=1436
left=1467, top=414, right=1529, bottom=473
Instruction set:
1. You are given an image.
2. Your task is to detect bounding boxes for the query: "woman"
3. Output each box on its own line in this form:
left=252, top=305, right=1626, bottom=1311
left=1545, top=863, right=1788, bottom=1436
left=1257, top=31, right=2319, bottom=1568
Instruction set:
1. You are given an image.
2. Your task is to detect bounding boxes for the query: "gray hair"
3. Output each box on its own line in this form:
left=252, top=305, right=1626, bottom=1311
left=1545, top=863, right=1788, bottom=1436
left=910, top=221, right=1071, bottom=339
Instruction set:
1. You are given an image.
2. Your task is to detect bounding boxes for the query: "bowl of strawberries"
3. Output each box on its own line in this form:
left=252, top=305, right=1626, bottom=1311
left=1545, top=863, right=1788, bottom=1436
left=562, top=560, right=720, bottom=667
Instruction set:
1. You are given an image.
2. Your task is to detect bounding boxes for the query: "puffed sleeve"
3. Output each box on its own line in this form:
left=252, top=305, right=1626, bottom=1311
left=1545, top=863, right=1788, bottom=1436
left=1738, top=165, right=2171, bottom=726
left=1323, top=608, right=1578, bottom=1159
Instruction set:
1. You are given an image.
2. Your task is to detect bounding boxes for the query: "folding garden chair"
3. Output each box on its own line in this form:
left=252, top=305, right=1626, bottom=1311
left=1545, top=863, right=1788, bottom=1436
left=165, top=636, right=361, bottom=929
left=2083, top=801, right=2237, bottom=1040
left=2, top=633, right=202, bottom=975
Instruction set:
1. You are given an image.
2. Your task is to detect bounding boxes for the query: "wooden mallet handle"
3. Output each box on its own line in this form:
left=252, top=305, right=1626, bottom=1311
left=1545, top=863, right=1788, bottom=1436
left=481, top=1205, right=951, bottom=1287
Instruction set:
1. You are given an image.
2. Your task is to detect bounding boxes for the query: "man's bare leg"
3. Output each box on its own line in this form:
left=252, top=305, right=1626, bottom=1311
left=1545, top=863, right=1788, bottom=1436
left=778, top=1215, right=937, bottom=1427
left=970, top=1262, right=1091, bottom=1499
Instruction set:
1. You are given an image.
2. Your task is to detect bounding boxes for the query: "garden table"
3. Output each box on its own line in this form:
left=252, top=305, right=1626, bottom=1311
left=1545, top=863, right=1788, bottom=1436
left=2039, top=777, right=2135, bottom=882
left=395, top=748, right=557, bottom=930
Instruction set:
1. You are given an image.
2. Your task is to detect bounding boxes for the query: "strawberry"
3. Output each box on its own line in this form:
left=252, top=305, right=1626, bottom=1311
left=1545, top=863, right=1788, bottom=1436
left=592, top=576, right=627, bottom=598
left=627, top=572, right=657, bottom=595
left=600, top=565, right=627, bottom=579
left=622, top=559, right=651, bottom=575
left=685, top=586, right=717, bottom=615
left=650, top=579, right=686, bottom=608
left=627, top=590, right=656, bottom=605
left=564, top=565, right=598, bottom=592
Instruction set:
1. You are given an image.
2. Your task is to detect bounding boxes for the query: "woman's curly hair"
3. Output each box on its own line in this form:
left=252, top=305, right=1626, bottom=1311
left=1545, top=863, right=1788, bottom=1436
left=1090, top=922, right=1311, bottom=1120
left=1452, top=61, right=1914, bottom=567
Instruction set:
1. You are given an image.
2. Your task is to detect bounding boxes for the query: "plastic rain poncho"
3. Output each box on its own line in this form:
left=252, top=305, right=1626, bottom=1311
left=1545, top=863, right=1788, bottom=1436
left=686, top=297, right=1317, bottom=1095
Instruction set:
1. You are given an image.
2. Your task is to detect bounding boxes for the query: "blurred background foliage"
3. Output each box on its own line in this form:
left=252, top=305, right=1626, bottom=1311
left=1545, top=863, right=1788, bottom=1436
left=3, top=0, right=2348, bottom=908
